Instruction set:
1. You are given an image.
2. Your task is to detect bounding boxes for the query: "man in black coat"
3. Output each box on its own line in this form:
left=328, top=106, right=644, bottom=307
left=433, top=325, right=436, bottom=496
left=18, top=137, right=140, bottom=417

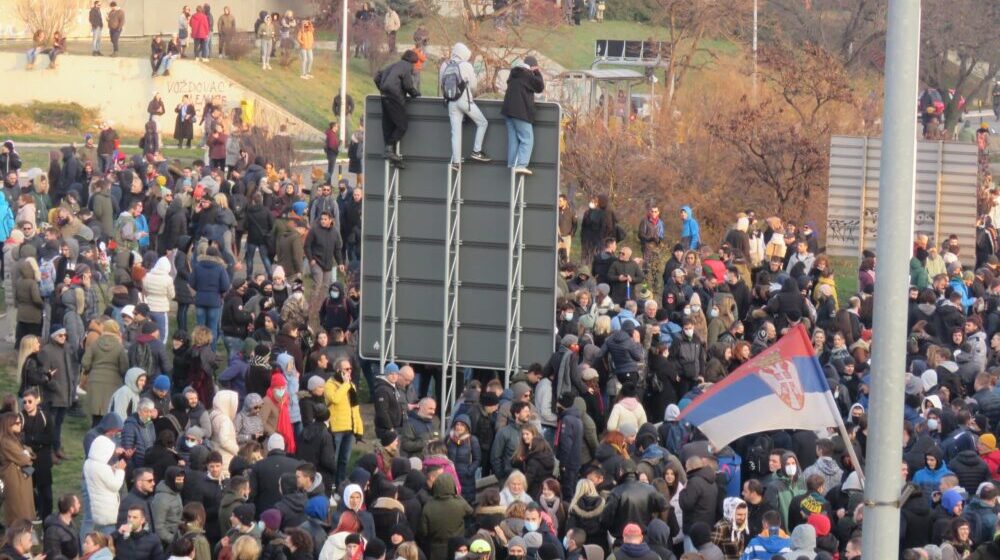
left=374, top=50, right=421, bottom=165
left=304, top=210, right=344, bottom=305
left=250, top=433, right=303, bottom=511
left=600, top=461, right=669, bottom=540
left=114, top=506, right=167, bottom=560
left=678, top=456, right=719, bottom=539
left=555, top=393, right=583, bottom=501
left=118, top=467, right=157, bottom=529
left=244, top=193, right=275, bottom=277
left=607, top=246, right=644, bottom=305
left=373, top=363, right=405, bottom=441
left=501, top=55, right=545, bottom=174
left=159, top=192, right=187, bottom=253
left=43, top=494, right=81, bottom=559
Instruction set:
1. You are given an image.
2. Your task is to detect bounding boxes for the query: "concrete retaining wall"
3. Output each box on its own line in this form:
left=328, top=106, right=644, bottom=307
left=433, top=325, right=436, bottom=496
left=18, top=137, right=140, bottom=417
left=0, top=51, right=323, bottom=140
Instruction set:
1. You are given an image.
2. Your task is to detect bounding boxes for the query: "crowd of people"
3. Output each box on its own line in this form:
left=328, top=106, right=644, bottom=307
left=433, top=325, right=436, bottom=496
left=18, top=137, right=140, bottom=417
left=9, top=9, right=1000, bottom=560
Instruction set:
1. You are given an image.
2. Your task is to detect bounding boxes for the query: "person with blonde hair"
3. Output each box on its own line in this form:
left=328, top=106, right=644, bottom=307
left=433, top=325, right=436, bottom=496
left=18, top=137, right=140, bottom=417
left=16, top=334, right=45, bottom=395
left=81, top=319, right=129, bottom=426
left=566, top=478, right=607, bottom=555
left=232, top=534, right=262, bottom=560
left=500, top=470, right=533, bottom=507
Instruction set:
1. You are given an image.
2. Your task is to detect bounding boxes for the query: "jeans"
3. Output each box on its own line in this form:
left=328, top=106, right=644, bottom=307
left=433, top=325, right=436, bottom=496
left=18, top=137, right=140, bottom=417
left=27, top=47, right=40, bottom=66
left=109, top=29, right=121, bottom=53
left=245, top=243, right=273, bottom=277
left=224, top=335, right=243, bottom=360
left=92, top=27, right=102, bottom=52
left=325, top=147, right=338, bottom=177
left=448, top=97, right=488, bottom=164
left=176, top=303, right=191, bottom=334
left=157, top=55, right=176, bottom=74
left=301, top=48, right=314, bottom=75
left=261, top=39, right=273, bottom=65
left=333, top=432, right=354, bottom=486
left=505, top=116, right=534, bottom=168
left=194, top=38, right=207, bottom=58
left=195, top=306, right=222, bottom=345
left=44, top=404, right=67, bottom=452
left=206, top=34, right=213, bottom=59
left=150, top=311, right=168, bottom=345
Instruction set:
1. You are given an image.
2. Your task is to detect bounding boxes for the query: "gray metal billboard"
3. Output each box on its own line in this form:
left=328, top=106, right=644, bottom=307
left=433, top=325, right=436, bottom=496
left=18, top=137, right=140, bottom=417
left=826, top=135, right=979, bottom=264
left=358, top=96, right=561, bottom=373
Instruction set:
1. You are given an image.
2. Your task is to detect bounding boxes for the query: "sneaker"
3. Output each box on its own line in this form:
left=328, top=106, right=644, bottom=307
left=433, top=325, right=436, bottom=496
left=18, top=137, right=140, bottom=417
left=384, top=149, right=402, bottom=163
left=470, top=151, right=491, bottom=162
left=449, top=162, right=461, bottom=171
left=513, top=166, right=533, bottom=175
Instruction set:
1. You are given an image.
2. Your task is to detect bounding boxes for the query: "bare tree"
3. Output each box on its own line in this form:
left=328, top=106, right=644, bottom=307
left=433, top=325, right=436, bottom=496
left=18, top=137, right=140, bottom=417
left=767, top=0, right=887, bottom=69
left=16, top=0, right=81, bottom=39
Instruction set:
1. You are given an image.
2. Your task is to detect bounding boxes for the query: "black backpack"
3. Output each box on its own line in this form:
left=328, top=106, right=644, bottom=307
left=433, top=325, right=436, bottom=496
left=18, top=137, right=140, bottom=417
left=441, top=59, right=467, bottom=102
left=743, top=433, right=773, bottom=480
left=129, top=341, right=158, bottom=378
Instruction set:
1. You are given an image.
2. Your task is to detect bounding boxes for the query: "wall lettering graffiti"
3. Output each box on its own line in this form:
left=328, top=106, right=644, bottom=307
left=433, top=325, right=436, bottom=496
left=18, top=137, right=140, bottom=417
left=858, top=208, right=936, bottom=241
left=828, top=219, right=860, bottom=243
left=165, top=80, right=235, bottom=107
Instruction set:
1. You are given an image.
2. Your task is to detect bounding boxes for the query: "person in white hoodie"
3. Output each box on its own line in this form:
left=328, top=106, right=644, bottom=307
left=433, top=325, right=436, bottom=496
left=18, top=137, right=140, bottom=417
left=84, top=434, right=127, bottom=534
left=210, top=389, right=240, bottom=471
left=143, top=256, right=175, bottom=343
left=440, top=42, right=490, bottom=166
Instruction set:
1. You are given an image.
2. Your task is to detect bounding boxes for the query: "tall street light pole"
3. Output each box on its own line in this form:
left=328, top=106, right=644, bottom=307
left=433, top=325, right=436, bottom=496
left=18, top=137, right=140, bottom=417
left=339, top=0, right=350, bottom=145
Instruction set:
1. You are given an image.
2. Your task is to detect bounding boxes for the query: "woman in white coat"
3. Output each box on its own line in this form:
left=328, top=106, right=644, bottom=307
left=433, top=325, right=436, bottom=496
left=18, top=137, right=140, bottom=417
left=83, top=435, right=126, bottom=533
left=210, top=389, right=240, bottom=472
left=142, top=256, right=175, bottom=344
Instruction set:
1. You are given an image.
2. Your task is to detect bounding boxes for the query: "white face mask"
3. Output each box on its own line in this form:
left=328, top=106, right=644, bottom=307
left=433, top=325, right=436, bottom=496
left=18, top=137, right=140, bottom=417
left=709, top=309, right=719, bottom=318
left=564, top=312, right=574, bottom=321
left=927, top=418, right=940, bottom=431
left=683, top=307, right=692, bottom=316
left=683, top=328, right=694, bottom=337
left=589, top=202, right=596, bottom=209
left=784, top=464, right=797, bottom=477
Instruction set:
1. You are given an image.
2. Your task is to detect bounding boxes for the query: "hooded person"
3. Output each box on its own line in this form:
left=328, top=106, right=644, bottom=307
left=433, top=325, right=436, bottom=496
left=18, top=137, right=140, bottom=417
left=446, top=414, right=481, bottom=504
left=261, top=371, right=296, bottom=454
left=781, top=524, right=817, bottom=560
left=108, top=367, right=147, bottom=421
left=440, top=42, right=490, bottom=166
left=418, top=475, right=473, bottom=560
left=373, top=50, right=422, bottom=165
left=680, top=205, right=701, bottom=250
left=712, top=496, right=749, bottom=559
left=235, top=392, right=266, bottom=445
left=339, top=483, right=376, bottom=540
left=209, top=390, right=240, bottom=471
left=152, top=465, right=186, bottom=546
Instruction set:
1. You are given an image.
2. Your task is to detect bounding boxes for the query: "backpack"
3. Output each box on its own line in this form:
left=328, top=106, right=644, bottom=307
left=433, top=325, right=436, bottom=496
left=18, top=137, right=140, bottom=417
left=743, top=433, right=773, bottom=480
left=38, top=257, right=57, bottom=297
left=441, top=59, right=467, bottom=102
left=129, top=340, right=158, bottom=377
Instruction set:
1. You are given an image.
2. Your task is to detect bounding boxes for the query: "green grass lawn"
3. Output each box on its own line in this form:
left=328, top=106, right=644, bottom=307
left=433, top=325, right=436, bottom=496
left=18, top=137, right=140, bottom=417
left=14, top=145, right=209, bottom=172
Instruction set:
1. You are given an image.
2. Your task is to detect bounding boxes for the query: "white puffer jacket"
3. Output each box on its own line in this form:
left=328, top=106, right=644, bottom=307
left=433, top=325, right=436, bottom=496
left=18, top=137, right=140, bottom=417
left=84, top=435, right=125, bottom=525
left=210, top=389, right=240, bottom=471
left=142, top=257, right=176, bottom=313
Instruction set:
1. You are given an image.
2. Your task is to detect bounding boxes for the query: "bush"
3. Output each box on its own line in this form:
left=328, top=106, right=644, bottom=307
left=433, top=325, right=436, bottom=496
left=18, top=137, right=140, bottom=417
left=0, top=102, right=97, bottom=133
left=225, top=33, right=253, bottom=61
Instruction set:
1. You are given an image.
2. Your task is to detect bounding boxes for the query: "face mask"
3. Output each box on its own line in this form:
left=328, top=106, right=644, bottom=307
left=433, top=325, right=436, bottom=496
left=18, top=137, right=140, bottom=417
left=330, top=290, right=340, bottom=298
left=454, top=554, right=464, bottom=560
left=564, top=313, right=574, bottom=321
left=684, top=328, right=694, bottom=337
left=683, top=307, right=692, bottom=316
left=927, top=418, right=940, bottom=431
left=709, top=309, right=719, bottom=318
left=784, top=464, right=797, bottom=477
left=185, top=438, right=197, bottom=446
left=691, top=305, right=701, bottom=313
left=562, top=536, right=571, bottom=550
left=142, top=416, right=152, bottom=424
left=524, top=521, right=539, bottom=532
left=589, top=202, right=596, bottom=209
left=274, top=388, right=286, bottom=398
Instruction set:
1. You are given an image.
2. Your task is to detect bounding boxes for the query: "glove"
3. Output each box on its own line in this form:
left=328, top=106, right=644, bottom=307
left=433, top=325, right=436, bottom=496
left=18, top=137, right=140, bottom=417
left=354, top=433, right=364, bottom=443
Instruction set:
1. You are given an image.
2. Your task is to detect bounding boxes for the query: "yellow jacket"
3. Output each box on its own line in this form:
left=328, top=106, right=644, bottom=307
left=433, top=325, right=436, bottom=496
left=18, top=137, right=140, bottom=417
left=324, top=377, right=363, bottom=436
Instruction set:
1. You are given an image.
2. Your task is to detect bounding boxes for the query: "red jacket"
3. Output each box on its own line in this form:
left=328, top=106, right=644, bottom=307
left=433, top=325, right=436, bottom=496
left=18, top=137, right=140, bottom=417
left=982, top=450, right=1000, bottom=480
left=189, top=12, right=210, bottom=39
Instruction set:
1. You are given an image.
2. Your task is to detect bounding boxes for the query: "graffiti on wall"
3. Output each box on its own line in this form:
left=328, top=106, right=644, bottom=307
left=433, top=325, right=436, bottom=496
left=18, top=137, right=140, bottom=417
left=830, top=207, right=938, bottom=246
left=164, top=79, right=236, bottom=107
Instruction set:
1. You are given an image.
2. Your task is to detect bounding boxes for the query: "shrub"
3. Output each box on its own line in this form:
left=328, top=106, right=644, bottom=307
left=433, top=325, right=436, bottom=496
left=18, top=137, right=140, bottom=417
left=225, top=33, right=253, bottom=61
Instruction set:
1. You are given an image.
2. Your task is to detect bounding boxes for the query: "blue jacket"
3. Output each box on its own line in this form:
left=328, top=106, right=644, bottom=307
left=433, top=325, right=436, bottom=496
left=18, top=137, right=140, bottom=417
left=555, top=406, right=583, bottom=471
left=680, top=205, right=700, bottom=249
left=739, top=528, right=792, bottom=560
left=912, top=464, right=953, bottom=496
left=121, top=413, right=156, bottom=469
left=949, top=277, right=974, bottom=312
left=188, top=255, right=230, bottom=308
left=0, top=190, right=13, bottom=241
left=610, top=309, right=639, bottom=331
left=446, top=414, right=480, bottom=501
left=136, top=214, right=150, bottom=249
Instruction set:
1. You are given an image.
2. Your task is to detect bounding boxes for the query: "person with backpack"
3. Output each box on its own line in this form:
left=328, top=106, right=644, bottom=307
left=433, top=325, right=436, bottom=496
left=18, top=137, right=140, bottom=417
left=440, top=42, right=491, bottom=167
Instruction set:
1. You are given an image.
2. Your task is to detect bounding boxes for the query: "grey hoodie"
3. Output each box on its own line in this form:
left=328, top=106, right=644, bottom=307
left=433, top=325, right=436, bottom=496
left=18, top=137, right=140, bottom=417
left=782, top=524, right=817, bottom=560
left=235, top=393, right=265, bottom=444
left=439, top=42, right=478, bottom=101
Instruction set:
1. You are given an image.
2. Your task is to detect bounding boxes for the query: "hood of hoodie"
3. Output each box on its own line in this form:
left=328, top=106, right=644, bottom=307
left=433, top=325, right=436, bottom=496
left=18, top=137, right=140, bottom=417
left=664, top=404, right=681, bottom=422
left=280, top=491, right=307, bottom=515
left=452, top=413, right=471, bottom=431
left=617, top=397, right=641, bottom=411
left=63, top=237, right=79, bottom=260
left=432, top=474, right=459, bottom=498
left=213, top=389, right=239, bottom=421
left=790, top=524, right=817, bottom=550
left=88, top=434, right=117, bottom=463
left=451, top=42, right=471, bottom=62
left=681, top=205, right=694, bottom=220
left=124, top=367, right=146, bottom=393
left=151, top=256, right=172, bottom=275
left=242, top=392, right=263, bottom=413
left=812, top=457, right=841, bottom=476
left=646, top=518, right=672, bottom=547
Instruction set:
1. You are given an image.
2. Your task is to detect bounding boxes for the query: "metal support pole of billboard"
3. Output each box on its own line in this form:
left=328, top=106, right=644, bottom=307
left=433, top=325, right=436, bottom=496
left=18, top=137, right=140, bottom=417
left=441, top=163, right=463, bottom=432
left=504, top=172, right=526, bottom=386
left=338, top=0, right=349, bottom=146
left=752, top=0, right=758, bottom=100
left=861, top=1, right=920, bottom=559
left=378, top=156, right=401, bottom=374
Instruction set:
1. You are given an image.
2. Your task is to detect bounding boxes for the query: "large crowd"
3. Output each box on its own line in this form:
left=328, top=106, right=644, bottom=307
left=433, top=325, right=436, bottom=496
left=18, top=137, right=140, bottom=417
left=5, top=9, right=1000, bottom=560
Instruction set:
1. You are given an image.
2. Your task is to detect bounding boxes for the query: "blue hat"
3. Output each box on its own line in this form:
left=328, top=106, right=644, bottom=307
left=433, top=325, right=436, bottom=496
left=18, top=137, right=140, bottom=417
left=384, top=362, right=400, bottom=375
left=306, top=496, right=328, bottom=521
left=292, top=201, right=308, bottom=216
left=153, top=375, right=171, bottom=391
left=942, top=488, right=964, bottom=512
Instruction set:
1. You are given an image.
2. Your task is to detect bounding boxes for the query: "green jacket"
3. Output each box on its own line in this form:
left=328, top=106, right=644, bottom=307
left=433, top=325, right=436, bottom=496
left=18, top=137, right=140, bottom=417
left=418, top=476, right=472, bottom=560
left=910, top=257, right=930, bottom=290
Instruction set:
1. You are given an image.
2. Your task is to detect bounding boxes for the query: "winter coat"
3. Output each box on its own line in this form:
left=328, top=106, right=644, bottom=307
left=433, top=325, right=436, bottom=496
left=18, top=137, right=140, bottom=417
left=373, top=377, right=405, bottom=438
left=117, top=486, right=155, bottom=529
left=801, top=457, right=843, bottom=497
left=949, top=449, right=992, bottom=495
left=250, top=450, right=303, bottom=512
left=189, top=254, right=229, bottom=308
left=298, top=421, right=338, bottom=491
left=114, top=528, right=166, bottom=560
left=601, top=329, right=644, bottom=377
left=81, top=333, right=129, bottom=417
left=401, top=410, right=439, bottom=457
left=236, top=392, right=266, bottom=444
left=446, top=415, right=481, bottom=503
left=121, top=413, right=156, bottom=469
left=143, top=257, right=175, bottom=313
left=43, top=512, right=80, bottom=559
left=417, top=475, right=473, bottom=560
left=152, top=476, right=184, bottom=545
left=764, top=473, right=806, bottom=530
left=0, top=427, right=35, bottom=525
left=606, top=397, right=647, bottom=433
left=556, top=406, right=584, bottom=472
left=85, top=435, right=125, bottom=525
left=38, top=340, right=74, bottom=408
left=501, top=65, right=545, bottom=123
left=304, top=223, right=343, bottom=270
left=566, top=495, right=607, bottom=553
left=679, top=466, right=719, bottom=534
left=210, top=390, right=240, bottom=471
left=374, top=54, right=421, bottom=102
left=14, top=259, right=43, bottom=324
left=324, top=376, right=363, bottom=436
left=601, top=475, right=670, bottom=539
left=109, top=367, right=146, bottom=421
left=512, top=444, right=556, bottom=498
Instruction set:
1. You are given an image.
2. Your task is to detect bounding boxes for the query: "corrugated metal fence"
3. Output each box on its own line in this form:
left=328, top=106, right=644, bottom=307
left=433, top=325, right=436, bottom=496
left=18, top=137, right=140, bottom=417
left=826, top=135, right=979, bottom=264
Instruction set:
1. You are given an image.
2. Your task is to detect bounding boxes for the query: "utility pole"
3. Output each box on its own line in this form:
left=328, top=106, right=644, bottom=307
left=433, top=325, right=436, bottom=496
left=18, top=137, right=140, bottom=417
left=752, top=0, right=758, bottom=99
left=339, top=0, right=350, bottom=145
left=861, top=1, right=921, bottom=559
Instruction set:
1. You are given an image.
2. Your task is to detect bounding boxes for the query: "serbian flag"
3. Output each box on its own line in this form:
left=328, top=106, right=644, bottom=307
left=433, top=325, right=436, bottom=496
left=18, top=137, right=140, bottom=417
left=677, top=324, right=842, bottom=450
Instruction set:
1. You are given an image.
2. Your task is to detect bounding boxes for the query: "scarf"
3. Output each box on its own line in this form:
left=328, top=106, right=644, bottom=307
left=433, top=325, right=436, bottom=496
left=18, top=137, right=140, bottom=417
left=250, top=353, right=270, bottom=368
left=266, top=388, right=296, bottom=454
